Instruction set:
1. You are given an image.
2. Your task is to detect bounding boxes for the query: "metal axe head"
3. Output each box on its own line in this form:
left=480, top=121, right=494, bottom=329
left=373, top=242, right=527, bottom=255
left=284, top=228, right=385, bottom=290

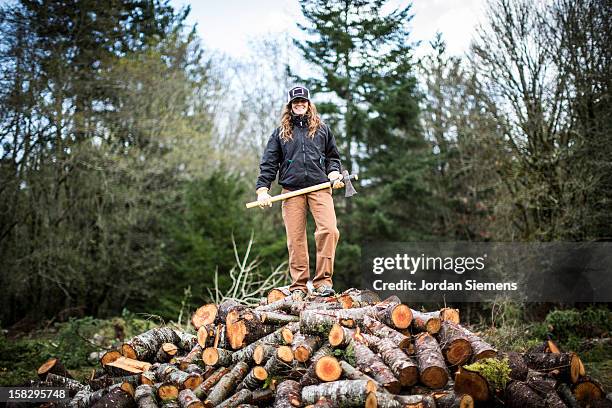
left=342, top=169, right=358, bottom=198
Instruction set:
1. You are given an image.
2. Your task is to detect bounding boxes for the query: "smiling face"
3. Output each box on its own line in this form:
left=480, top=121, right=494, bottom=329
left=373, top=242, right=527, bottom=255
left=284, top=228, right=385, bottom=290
left=291, top=98, right=309, bottom=115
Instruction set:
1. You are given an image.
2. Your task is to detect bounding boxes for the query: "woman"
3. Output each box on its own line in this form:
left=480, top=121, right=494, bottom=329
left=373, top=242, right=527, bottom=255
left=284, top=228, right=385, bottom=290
left=255, top=86, right=344, bottom=299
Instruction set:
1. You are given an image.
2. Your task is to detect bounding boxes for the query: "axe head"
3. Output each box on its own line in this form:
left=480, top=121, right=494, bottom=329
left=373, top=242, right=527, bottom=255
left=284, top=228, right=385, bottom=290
left=342, top=170, right=357, bottom=198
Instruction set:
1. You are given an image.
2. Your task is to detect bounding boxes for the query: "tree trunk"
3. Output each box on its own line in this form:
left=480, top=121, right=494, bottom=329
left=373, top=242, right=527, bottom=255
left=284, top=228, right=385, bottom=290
left=193, top=367, right=230, bottom=400
left=253, top=344, right=276, bottom=365
left=394, top=394, right=436, bottom=408
left=178, top=388, right=204, bottom=408
left=202, top=347, right=233, bottom=367
left=90, top=374, right=140, bottom=391
left=301, top=380, right=378, bottom=407
left=267, top=286, right=291, bottom=303
left=455, top=325, right=497, bottom=361
left=156, top=343, right=179, bottom=363
left=438, top=321, right=472, bottom=366
left=301, top=344, right=333, bottom=387
left=505, top=381, right=545, bottom=408
left=433, top=391, right=474, bottom=408
left=135, top=384, right=158, bottom=408
left=362, top=315, right=411, bottom=350
left=453, top=366, right=490, bottom=401
left=263, top=346, right=294, bottom=378
left=226, top=308, right=276, bottom=349
left=411, top=310, right=441, bottom=334
left=339, top=360, right=376, bottom=383
left=353, top=340, right=401, bottom=394
left=274, top=380, right=302, bottom=408
left=368, top=335, right=418, bottom=387
left=292, top=332, right=321, bottom=362
left=37, top=358, right=72, bottom=380
left=122, top=327, right=180, bottom=361
left=522, top=352, right=581, bottom=384
left=315, top=356, right=342, bottom=382
left=155, top=363, right=202, bottom=390
left=203, top=362, right=249, bottom=407
left=414, top=332, right=448, bottom=389
left=44, top=373, right=88, bottom=396
left=230, top=322, right=298, bottom=365
left=236, top=366, right=267, bottom=391
left=90, top=386, right=135, bottom=408
left=217, top=389, right=253, bottom=408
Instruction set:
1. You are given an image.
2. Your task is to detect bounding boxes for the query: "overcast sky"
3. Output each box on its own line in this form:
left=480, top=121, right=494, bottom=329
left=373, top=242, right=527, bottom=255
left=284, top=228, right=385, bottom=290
left=171, top=0, right=489, bottom=59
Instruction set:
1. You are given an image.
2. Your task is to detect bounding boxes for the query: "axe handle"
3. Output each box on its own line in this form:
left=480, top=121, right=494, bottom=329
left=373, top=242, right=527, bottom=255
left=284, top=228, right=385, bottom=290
left=246, top=174, right=358, bottom=209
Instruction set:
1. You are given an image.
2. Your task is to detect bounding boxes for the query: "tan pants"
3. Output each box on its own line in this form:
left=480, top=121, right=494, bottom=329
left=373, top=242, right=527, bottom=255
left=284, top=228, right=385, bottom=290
left=281, top=188, right=340, bottom=292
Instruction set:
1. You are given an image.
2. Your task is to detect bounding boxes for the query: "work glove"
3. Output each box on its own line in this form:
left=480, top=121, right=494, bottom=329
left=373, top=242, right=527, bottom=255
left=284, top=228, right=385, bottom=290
left=328, top=171, right=344, bottom=189
left=256, top=187, right=272, bottom=209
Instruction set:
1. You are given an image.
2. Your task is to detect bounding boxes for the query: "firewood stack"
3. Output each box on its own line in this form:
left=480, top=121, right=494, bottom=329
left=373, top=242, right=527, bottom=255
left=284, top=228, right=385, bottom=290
left=30, top=288, right=610, bottom=408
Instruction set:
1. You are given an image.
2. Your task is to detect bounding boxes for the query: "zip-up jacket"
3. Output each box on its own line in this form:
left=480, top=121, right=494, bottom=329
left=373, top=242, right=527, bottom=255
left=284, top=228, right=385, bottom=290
left=256, top=116, right=342, bottom=191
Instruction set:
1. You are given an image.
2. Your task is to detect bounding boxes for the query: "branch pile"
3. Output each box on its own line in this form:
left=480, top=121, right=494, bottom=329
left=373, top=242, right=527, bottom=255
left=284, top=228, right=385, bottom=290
left=28, top=289, right=610, bottom=407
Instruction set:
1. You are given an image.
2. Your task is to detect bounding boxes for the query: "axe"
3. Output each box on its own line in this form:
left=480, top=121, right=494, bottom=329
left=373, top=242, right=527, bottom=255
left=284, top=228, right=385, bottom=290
left=246, top=170, right=358, bottom=209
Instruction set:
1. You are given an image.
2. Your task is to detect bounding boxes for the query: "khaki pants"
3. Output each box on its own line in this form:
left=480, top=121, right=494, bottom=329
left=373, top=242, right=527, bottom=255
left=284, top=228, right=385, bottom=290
left=281, top=188, right=340, bottom=292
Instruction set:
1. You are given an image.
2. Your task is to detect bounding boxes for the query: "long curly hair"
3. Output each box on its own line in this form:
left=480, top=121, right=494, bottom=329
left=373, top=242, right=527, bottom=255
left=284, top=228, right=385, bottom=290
left=279, top=101, right=321, bottom=142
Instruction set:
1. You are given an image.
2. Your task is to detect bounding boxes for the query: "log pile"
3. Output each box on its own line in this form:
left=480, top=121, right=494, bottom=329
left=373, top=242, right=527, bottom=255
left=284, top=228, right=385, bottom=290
left=27, top=289, right=610, bottom=408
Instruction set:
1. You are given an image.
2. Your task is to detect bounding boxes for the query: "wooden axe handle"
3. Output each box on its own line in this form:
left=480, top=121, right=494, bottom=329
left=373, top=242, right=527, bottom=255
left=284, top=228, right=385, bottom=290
left=246, top=174, right=358, bottom=209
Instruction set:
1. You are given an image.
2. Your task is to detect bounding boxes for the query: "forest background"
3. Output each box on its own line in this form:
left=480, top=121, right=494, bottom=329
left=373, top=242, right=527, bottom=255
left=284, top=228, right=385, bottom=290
left=0, top=0, right=609, bottom=345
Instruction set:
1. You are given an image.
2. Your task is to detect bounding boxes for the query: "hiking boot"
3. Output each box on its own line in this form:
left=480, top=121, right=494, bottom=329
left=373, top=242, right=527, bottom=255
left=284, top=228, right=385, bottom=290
left=314, top=285, right=335, bottom=297
left=291, top=289, right=307, bottom=301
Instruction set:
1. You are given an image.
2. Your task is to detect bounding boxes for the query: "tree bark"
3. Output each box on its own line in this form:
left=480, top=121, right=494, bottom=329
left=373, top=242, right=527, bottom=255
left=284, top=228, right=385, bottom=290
left=362, top=315, right=411, bottom=350
left=193, top=366, right=230, bottom=400
left=438, top=321, right=472, bottom=366
left=414, top=332, right=448, bottom=389
left=178, top=388, right=203, bottom=408
left=367, top=335, right=418, bottom=387
left=353, top=340, right=401, bottom=394
left=135, top=384, right=158, bottom=408
left=217, top=389, right=253, bottom=408
left=202, top=347, right=233, bottom=367
left=292, top=332, right=321, bottom=362
left=274, top=380, right=302, bottom=408
left=301, top=380, right=378, bottom=407
left=505, top=381, right=545, bottom=408
left=122, top=327, right=181, bottom=361
left=203, top=362, right=249, bottom=407
left=411, top=310, right=441, bottom=334
left=522, top=352, right=581, bottom=384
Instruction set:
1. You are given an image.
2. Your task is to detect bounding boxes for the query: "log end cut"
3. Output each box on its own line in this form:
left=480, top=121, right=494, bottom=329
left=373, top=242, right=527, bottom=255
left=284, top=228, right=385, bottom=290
left=315, top=356, right=342, bottom=382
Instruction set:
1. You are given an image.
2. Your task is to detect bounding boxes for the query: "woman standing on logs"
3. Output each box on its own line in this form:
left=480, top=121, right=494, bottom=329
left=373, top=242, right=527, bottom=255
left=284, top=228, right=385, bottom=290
left=255, top=86, right=343, bottom=299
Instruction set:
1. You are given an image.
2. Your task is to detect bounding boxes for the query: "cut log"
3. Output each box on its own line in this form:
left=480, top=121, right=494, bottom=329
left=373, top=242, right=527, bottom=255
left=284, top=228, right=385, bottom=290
left=274, top=380, right=302, bottom=407
left=217, top=299, right=241, bottom=324
left=178, top=345, right=204, bottom=370
left=267, top=286, right=291, bottom=303
left=522, top=352, right=581, bottom=384
left=230, top=322, right=298, bottom=365
left=301, top=380, right=378, bottom=407
left=107, top=356, right=152, bottom=376
left=135, top=384, right=158, bottom=408
left=573, top=376, right=604, bottom=404
left=439, top=308, right=460, bottom=324
left=122, top=327, right=181, bottom=361
left=157, top=382, right=179, bottom=401
left=226, top=308, right=276, bottom=349
left=454, top=325, right=497, bottom=361
left=373, top=391, right=402, bottom=408
left=202, top=347, right=233, bottom=367
left=253, top=344, right=275, bottom=365
left=178, top=389, right=204, bottom=408
left=372, top=298, right=413, bottom=329
left=191, top=304, right=218, bottom=330
left=433, top=391, right=474, bottom=408
left=557, top=383, right=580, bottom=408
left=236, top=366, right=267, bottom=391
left=353, top=340, right=401, bottom=394
left=339, top=360, right=377, bottom=383
left=155, top=363, right=202, bottom=390
left=505, top=381, right=545, bottom=408
left=258, top=311, right=300, bottom=325
left=141, top=370, right=156, bottom=386
left=44, top=373, right=88, bottom=396
left=197, top=325, right=215, bottom=348
left=89, top=374, right=140, bottom=391
left=300, top=310, right=341, bottom=335
left=217, top=389, right=253, bottom=408
left=263, top=346, right=294, bottom=378
left=315, top=356, right=342, bottom=382
left=193, top=366, right=230, bottom=400
left=411, top=310, right=442, bottom=334
left=72, top=382, right=135, bottom=408
left=362, top=315, right=411, bottom=350
left=156, top=343, right=179, bottom=363
left=37, top=358, right=72, bottom=380
left=502, top=351, right=529, bottom=381
left=393, top=394, right=436, bottom=408
left=90, top=385, right=135, bottom=408
left=301, top=344, right=334, bottom=387
left=203, top=362, right=249, bottom=408
left=292, top=332, right=321, bottom=362
left=453, top=366, right=490, bottom=402
left=173, top=331, right=198, bottom=352
left=251, top=388, right=274, bottom=405
left=367, top=335, right=418, bottom=387
left=437, top=321, right=473, bottom=366
left=329, top=324, right=362, bottom=349
left=414, top=332, right=449, bottom=389
left=310, top=396, right=338, bottom=408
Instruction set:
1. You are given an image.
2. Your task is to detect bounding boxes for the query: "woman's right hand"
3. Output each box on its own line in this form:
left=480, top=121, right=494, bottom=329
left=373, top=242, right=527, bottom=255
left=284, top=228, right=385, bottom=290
left=256, top=187, right=273, bottom=208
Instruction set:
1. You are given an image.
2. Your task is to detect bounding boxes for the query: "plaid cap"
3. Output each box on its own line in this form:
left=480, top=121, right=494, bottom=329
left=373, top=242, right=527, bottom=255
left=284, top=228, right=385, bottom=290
left=287, top=86, right=310, bottom=103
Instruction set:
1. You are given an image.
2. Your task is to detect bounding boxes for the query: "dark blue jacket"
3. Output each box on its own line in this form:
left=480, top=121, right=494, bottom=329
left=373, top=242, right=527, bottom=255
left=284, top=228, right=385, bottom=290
left=256, top=116, right=342, bottom=191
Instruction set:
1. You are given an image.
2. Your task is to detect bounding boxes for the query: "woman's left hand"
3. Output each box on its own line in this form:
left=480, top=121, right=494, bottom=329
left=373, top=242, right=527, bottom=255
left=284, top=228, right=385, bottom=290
left=328, top=171, right=345, bottom=189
